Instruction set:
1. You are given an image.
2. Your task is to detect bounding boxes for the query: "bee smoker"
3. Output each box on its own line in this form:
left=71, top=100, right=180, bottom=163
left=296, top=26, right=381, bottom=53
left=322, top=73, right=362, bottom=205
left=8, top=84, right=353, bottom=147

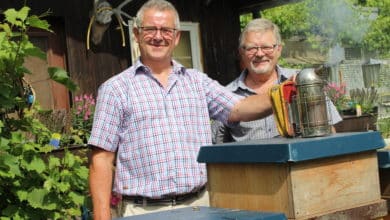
left=295, top=68, right=331, bottom=137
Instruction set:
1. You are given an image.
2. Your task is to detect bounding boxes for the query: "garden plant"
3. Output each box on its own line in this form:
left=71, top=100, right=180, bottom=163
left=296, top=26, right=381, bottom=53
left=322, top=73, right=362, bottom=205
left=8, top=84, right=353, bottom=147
left=0, top=6, right=89, bottom=219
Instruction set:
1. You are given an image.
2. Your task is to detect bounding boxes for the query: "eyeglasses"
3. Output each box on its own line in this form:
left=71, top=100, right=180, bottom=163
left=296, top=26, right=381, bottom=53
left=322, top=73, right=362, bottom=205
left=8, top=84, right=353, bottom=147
left=242, top=44, right=278, bottom=55
left=139, top=26, right=177, bottom=37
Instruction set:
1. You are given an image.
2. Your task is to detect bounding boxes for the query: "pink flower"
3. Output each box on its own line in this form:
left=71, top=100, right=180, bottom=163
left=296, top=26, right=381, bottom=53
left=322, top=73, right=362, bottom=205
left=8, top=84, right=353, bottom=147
left=324, top=81, right=348, bottom=112
left=71, top=93, right=96, bottom=137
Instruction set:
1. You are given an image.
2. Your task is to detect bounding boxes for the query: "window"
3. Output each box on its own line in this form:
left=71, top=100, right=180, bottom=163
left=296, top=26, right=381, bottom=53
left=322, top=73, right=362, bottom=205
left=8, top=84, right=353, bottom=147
left=128, top=21, right=203, bottom=71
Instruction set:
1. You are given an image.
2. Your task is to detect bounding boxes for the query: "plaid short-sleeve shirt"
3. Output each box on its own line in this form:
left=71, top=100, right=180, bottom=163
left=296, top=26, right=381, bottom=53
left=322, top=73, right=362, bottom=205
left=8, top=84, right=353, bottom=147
left=212, top=66, right=342, bottom=143
left=88, top=60, right=242, bottom=198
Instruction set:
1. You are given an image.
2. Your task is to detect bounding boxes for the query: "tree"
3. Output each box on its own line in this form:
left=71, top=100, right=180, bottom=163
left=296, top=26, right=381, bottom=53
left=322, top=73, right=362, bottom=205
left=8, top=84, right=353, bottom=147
left=363, top=0, right=390, bottom=57
left=255, top=0, right=389, bottom=58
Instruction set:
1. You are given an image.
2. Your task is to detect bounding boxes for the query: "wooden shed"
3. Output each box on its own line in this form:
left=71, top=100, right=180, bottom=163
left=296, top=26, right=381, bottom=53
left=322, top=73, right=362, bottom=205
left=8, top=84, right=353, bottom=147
left=0, top=0, right=299, bottom=110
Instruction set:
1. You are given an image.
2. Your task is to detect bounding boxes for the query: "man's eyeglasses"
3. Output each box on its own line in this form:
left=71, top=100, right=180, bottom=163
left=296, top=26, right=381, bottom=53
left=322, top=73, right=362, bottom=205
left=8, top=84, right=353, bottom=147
left=139, top=26, right=177, bottom=37
left=242, top=44, right=278, bottom=55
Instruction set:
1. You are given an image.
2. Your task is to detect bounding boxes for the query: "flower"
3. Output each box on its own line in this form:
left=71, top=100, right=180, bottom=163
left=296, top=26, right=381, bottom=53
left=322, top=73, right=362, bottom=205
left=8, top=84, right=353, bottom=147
left=324, top=82, right=348, bottom=113
left=71, top=93, right=95, bottom=143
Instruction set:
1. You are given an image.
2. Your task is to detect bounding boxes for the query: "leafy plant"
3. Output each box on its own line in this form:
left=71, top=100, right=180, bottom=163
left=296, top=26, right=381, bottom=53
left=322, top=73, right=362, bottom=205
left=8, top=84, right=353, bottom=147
left=66, top=94, right=95, bottom=145
left=0, top=6, right=77, bottom=132
left=377, top=117, right=390, bottom=138
left=0, top=6, right=89, bottom=219
left=0, top=128, right=89, bottom=219
left=34, top=108, right=71, bottom=134
left=33, top=93, right=96, bottom=148
left=324, top=81, right=349, bottom=113
left=349, top=87, right=379, bottom=114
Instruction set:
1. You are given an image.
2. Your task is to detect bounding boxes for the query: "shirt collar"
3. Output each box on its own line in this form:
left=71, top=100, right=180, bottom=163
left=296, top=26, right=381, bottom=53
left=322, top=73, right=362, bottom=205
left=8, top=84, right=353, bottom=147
left=132, top=59, right=186, bottom=77
left=231, top=65, right=288, bottom=93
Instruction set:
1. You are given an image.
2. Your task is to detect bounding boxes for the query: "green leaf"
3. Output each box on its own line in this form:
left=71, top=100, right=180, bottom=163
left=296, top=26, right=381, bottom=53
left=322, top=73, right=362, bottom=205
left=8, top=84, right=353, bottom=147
left=69, top=191, right=85, bottom=205
left=16, top=190, right=28, bottom=201
left=76, top=166, right=89, bottom=179
left=63, top=151, right=75, bottom=167
left=26, top=15, right=51, bottom=32
left=27, top=188, right=57, bottom=210
left=57, top=182, right=71, bottom=192
left=4, top=7, right=30, bottom=26
left=0, top=23, right=11, bottom=34
left=27, top=188, right=47, bottom=208
left=24, top=43, right=46, bottom=60
left=27, top=155, right=46, bottom=173
left=0, top=153, right=21, bottom=178
left=10, top=132, right=23, bottom=143
left=43, top=178, right=55, bottom=191
left=41, top=144, right=55, bottom=153
left=48, top=156, right=61, bottom=169
left=48, top=67, right=78, bottom=92
left=0, top=137, right=10, bottom=149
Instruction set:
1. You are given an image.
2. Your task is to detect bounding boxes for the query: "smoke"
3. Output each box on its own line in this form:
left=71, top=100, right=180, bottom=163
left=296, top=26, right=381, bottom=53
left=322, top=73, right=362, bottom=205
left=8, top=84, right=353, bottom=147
left=308, top=0, right=376, bottom=47
left=327, top=43, right=345, bottom=65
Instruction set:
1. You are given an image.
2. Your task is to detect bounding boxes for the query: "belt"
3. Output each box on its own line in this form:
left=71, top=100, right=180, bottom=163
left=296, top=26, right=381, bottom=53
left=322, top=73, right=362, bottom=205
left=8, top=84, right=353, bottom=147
left=122, top=186, right=206, bottom=207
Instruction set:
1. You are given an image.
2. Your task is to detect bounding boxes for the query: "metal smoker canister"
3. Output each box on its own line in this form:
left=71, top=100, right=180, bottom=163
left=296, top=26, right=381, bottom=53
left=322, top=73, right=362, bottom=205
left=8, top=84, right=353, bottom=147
left=295, top=68, right=331, bottom=137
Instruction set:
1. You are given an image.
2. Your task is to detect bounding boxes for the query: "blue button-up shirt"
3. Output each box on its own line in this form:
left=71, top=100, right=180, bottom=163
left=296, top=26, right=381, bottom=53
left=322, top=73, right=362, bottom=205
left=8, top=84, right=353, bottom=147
left=212, top=66, right=342, bottom=143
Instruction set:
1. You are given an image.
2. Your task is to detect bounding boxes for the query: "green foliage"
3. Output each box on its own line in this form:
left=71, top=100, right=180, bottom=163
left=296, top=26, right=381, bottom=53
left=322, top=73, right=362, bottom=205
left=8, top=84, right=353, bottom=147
left=349, top=87, right=379, bottom=114
left=261, top=1, right=310, bottom=40
left=0, top=6, right=89, bottom=219
left=244, top=0, right=390, bottom=58
left=0, top=129, right=89, bottom=219
left=0, top=6, right=77, bottom=125
left=377, top=117, right=390, bottom=138
left=363, top=0, right=390, bottom=57
left=239, top=13, right=253, bottom=30
left=48, top=67, right=78, bottom=92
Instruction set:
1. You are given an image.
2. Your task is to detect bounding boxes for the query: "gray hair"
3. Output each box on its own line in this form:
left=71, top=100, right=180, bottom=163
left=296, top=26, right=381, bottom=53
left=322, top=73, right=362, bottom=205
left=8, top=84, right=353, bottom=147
left=239, top=18, right=281, bottom=48
left=135, top=0, right=180, bottom=29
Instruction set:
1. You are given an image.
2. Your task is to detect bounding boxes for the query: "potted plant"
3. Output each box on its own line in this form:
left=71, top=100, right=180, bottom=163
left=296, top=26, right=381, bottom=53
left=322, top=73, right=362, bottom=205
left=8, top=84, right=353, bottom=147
left=333, top=87, right=379, bottom=132
left=43, top=93, right=95, bottom=162
left=324, top=81, right=349, bottom=115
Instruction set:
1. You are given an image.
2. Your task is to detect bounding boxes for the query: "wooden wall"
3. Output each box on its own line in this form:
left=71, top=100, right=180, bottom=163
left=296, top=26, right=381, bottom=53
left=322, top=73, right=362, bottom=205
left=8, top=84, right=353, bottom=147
left=1, top=0, right=242, bottom=98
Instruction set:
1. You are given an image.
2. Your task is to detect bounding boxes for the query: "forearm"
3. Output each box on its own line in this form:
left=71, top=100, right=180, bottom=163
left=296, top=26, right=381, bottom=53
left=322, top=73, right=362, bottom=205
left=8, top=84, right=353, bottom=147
left=89, top=147, right=115, bottom=220
left=228, top=93, right=272, bottom=122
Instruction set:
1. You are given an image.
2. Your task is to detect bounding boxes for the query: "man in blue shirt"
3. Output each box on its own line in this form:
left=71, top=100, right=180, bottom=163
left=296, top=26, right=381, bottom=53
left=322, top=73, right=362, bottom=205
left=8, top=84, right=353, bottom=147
left=212, top=18, right=342, bottom=143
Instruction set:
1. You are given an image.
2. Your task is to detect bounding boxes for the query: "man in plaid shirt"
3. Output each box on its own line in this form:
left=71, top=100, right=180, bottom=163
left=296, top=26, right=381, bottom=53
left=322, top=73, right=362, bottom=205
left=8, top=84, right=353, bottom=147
left=88, top=1, right=273, bottom=219
left=212, top=18, right=341, bottom=144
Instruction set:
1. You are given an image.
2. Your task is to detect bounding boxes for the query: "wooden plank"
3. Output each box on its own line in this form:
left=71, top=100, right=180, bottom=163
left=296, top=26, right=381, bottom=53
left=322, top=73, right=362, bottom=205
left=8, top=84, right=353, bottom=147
left=207, top=163, right=294, bottom=217
left=290, top=151, right=381, bottom=218
left=207, top=151, right=384, bottom=219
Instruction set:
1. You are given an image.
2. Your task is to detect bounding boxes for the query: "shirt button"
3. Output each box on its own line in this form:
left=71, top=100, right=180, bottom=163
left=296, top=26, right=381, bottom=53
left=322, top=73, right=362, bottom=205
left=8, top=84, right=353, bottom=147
left=123, top=186, right=128, bottom=190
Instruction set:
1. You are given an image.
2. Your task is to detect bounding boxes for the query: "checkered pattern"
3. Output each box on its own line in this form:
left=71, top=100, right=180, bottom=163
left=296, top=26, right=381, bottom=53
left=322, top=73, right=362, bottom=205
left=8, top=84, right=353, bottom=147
left=212, top=66, right=342, bottom=143
left=88, top=60, right=241, bottom=198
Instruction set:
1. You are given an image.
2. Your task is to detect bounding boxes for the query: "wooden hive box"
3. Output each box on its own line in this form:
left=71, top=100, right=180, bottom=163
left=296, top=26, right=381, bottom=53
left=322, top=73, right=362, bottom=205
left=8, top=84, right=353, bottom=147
left=198, top=132, right=388, bottom=219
